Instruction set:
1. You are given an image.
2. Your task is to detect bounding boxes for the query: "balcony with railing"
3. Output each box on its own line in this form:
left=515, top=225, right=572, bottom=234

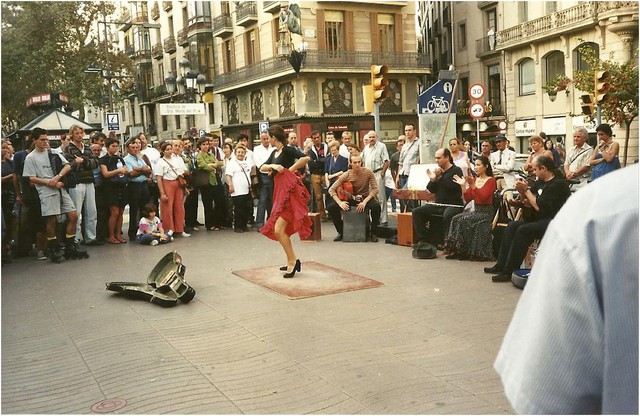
left=163, top=36, right=177, bottom=54
left=118, top=8, right=131, bottom=31
left=213, top=14, right=233, bottom=38
left=163, top=1, right=172, bottom=11
left=495, top=2, right=596, bottom=50
left=131, top=13, right=148, bottom=24
left=151, top=3, right=159, bottom=20
left=152, top=43, right=164, bottom=59
left=236, top=2, right=258, bottom=27
left=187, top=14, right=213, bottom=32
left=475, top=35, right=500, bottom=58
left=177, top=28, right=189, bottom=46
left=212, top=50, right=431, bottom=92
left=263, top=0, right=281, bottom=14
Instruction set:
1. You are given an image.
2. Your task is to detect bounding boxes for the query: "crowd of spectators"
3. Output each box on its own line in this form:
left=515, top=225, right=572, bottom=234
left=1, top=123, right=620, bottom=267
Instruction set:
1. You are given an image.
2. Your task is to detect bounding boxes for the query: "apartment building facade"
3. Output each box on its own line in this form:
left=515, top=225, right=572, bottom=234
left=111, top=0, right=429, bottom=146
left=419, top=1, right=638, bottom=162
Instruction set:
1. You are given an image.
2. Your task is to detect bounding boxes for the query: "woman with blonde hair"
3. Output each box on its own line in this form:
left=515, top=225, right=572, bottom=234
left=523, top=135, right=553, bottom=174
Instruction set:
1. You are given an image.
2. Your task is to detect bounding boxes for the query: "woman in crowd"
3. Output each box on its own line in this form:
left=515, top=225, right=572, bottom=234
left=99, top=138, right=129, bottom=244
left=123, top=136, right=152, bottom=241
left=195, top=137, right=225, bottom=231
left=589, top=123, right=620, bottom=181
left=444, top=155, right=497, bottom=261
left=523, top=135, right=553, bottom=174
left=1, top=140, right=16, bottom=261
left=154, top=141, right=189, bottom=237
left=544, top=138, right=562, bottom=168
left=221, top=142, right=235, bottom=226
left=225, top=145, right=253, bottom=233
left=259, top=125, right=311, bottom=278
left=449, top=137, right=470, bottom=176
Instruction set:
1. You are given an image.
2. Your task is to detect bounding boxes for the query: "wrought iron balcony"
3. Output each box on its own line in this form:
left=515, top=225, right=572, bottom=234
left=263, top=0, right=281, bottom=14
left=131, top=13, right=148, bottom=24
left=152, top=43, right=164, bottom=59
left=213, top=14, right=233, bottom=38
left=212, top=50, right=431, bottom=92
left=236, top=2, right=258, bottom=27
left=151, top=3, right=159, bottom=20
left=496, top=2, right=596, bottom=50
left=163, top=1, right=173, bottom=11
left=163, top=36, right=177, bottom=54
left=177, top=28, right=189, bottom=46
left=475, top=35, right=500, bottom=58
left=187, top=14, right=212, bottom=31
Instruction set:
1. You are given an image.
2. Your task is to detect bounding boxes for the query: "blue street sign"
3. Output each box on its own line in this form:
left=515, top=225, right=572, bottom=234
left=106, top=112, right=120, bottom=131
left=259, top=121, right=269, bottom=133
left=418, top=80, right=457, bottom=115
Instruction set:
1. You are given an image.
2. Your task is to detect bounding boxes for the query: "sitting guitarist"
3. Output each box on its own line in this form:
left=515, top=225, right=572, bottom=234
left=327, top=152, right=381, bottom=242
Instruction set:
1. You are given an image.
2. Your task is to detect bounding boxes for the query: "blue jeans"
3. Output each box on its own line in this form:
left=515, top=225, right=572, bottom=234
left=136, top=234, right=170, bottom=245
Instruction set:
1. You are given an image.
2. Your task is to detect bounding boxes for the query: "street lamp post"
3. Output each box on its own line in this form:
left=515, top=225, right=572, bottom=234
left=163, top=58, right=208, bottom=133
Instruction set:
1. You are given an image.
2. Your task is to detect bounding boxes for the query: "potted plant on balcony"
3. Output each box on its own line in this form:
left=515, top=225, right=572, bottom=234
left=544, top=74, right=571, bottom=100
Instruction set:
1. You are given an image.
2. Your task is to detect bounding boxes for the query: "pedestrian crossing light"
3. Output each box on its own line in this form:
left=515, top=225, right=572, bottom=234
left=371, top=65, right=389, bottom=103
left=594, top=70, right=610, bottom=104
left=580, top=93, right=595, bottom=116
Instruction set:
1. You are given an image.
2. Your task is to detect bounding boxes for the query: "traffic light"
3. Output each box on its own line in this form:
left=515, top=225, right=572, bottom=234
left=371, top=65, right=389, bottom=103
left=594, top=70, right=610, bottom=104
left=580, top=93, right=594, bottom=116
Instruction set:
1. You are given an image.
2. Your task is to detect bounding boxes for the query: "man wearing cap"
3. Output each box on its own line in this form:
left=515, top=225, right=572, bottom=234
left=490, top=134, right=516, bottom=190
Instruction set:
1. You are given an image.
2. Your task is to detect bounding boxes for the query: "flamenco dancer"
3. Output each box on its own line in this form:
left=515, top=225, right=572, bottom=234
left=259, top=125, right=311, bottom=278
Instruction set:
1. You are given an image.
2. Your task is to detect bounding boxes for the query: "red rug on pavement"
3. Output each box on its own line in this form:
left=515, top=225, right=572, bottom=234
left=232, top=261, right=385, bottom=300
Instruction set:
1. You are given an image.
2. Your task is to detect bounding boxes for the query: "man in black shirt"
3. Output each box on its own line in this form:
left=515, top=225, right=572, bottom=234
left=412, top=148, right=464, bottom=245
left=306, top=130, right=328, bottom=219
left=486, top=155, right=571, bottom=282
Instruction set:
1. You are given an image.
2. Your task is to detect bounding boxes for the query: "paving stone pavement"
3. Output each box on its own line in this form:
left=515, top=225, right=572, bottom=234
left=2, top=217, right=521, bottom=414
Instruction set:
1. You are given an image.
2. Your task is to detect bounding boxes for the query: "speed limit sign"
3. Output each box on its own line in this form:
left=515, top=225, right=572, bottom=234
left=469, top=83, right=485, bottom=100
left=469, top=103, right=485, bottom=119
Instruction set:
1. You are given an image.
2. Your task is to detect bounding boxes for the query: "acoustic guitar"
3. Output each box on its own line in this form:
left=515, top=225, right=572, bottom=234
left=337, top=181, right=359, bottom=202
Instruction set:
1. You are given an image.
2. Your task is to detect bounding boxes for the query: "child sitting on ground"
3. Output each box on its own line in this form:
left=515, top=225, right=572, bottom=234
left=137, top=203, right=172, bottom=246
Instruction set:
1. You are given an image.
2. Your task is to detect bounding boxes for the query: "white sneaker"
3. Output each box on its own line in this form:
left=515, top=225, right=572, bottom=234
left=150, top=240, right=159, bottom=246
left=192, top=226, right=199, bottom=231
left=36, top=250, right=47, bottom=261
left=181, top=232, right=191, bottom=238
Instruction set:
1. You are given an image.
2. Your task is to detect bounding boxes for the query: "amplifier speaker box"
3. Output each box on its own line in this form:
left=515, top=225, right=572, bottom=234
left=343, top=210, right=368, bottom=242
left=301, top=212, right=321, bottom=241
left=397, top=212, right=416, bottom=247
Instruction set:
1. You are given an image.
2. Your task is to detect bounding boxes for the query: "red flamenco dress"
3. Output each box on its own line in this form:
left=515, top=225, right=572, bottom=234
left=260, top=169, right=312, bottom=240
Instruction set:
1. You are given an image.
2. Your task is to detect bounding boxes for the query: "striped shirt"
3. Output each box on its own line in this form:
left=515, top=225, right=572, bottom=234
left=328, top=168, right=379, bottom=202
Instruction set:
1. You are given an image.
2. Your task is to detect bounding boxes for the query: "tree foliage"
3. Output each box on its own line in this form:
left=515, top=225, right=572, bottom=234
left=573, top=43, right=639, bottom=165
left=1, top=1, right=132, bottom=136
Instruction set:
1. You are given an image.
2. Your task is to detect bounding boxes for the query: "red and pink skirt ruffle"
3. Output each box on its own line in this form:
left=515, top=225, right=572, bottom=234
left=260, top=169, right=311, bottom=241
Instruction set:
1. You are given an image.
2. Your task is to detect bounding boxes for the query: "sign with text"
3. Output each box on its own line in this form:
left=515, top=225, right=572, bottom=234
left=106, top=112, right=121, bottom=131
left=514, top=119, right=537, bottom=137
left=159, top=103, right=205, bottom=115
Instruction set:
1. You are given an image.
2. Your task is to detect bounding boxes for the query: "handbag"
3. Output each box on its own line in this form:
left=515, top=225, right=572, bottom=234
left=47, top=150, right=77, bottom=189
left=191, top=169, right=210, bottom=188
left=163, top=158, right=190, bottom=195
left=237, top=160, right=259, bottom=206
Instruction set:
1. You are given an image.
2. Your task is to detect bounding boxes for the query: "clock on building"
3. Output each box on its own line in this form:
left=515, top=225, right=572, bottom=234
left=322, top=79, right=352, bottom=114
left=251, top=90, right=264, bottom=121
left=278, top=83, right=295, bottom=117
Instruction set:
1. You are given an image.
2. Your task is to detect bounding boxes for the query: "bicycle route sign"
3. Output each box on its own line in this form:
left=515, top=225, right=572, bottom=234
left=418, top=80, right=456, bottom=114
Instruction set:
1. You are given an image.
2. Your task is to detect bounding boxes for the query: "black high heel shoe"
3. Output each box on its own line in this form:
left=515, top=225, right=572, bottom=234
left=280, top=259, right=301, bottom=272
left=283, top=259, right=301, bottom=278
